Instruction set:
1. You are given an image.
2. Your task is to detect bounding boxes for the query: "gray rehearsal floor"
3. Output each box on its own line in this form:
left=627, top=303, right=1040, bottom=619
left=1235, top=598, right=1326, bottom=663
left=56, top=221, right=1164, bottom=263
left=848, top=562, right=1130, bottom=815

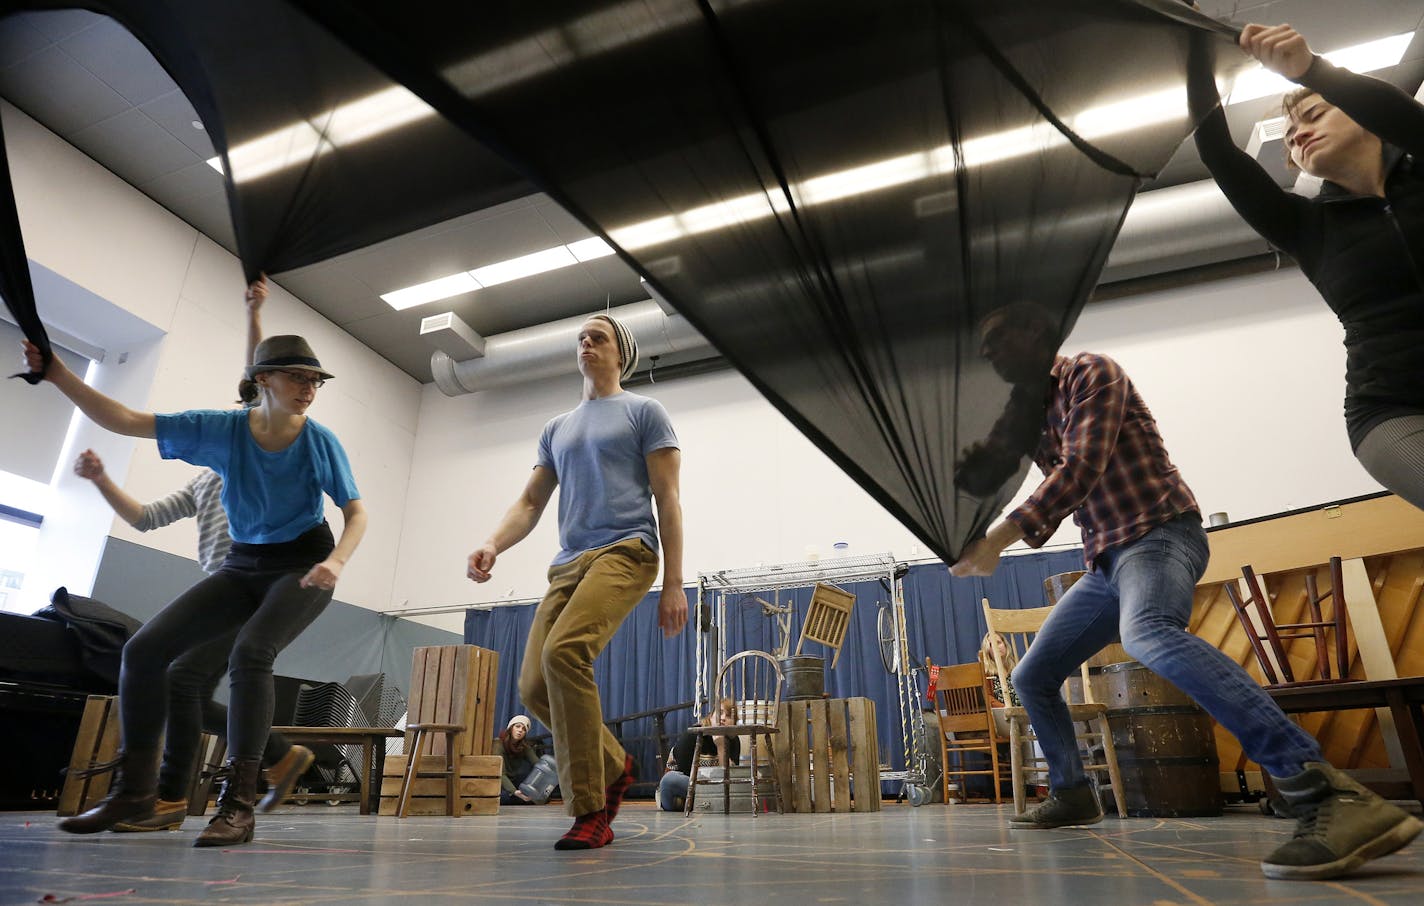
left=2, top=802, right=1423, bottom=906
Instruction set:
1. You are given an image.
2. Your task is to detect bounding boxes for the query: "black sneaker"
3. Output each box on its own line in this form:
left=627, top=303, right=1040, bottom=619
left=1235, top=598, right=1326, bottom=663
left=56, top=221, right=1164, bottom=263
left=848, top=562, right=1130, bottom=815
left=1262, top=762, right=1423, bottom=880
left=1009, top=783, right=1103, bottom=829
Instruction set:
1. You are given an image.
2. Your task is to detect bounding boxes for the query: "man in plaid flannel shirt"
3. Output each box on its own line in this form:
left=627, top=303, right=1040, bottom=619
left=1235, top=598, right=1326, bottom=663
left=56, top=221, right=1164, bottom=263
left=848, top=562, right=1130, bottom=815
left=950, top=302, right=1419, bottom=880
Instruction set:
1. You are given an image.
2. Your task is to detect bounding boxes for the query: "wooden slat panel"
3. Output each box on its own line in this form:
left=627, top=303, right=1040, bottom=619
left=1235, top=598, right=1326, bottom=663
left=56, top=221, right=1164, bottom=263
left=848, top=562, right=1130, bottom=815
left=828, top=699, right=851, bottom=813
left=57, top=696, right=111, bottom=817
left=773, top=702, right=794, bottom=810
left=419, top=648, right=441, bottom=726
left=433, top=646, right=458, bottom=756
left=383, top=755, right=502, bottom=777
left=405, top=648, right=428, bottom=751
left=847, top=697, right=879, bottom=812
left=379, top=776, right=501, bottom=799
left=88, top=699, right=121, bottom=805
left=808, top=699, right=831, bottom=812
left=788, top=700, right=812, bottom=813
left=450, top=645, right=472, bottom=756
left=476, top=648, right=498, bottom=756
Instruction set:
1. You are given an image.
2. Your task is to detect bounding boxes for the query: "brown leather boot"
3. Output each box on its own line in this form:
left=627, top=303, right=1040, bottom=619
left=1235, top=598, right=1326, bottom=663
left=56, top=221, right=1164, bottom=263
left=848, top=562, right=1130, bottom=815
left=57, top=748, right=161, bottom=834
left=257, top=744, right=314, bottom=813
left=194, top=758, right=260, bottom=848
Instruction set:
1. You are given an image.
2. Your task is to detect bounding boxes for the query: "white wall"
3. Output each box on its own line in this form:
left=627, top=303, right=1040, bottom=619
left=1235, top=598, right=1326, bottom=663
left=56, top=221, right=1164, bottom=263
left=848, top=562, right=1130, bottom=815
left=393, top=265, right=1380, bottom=610
left=3, top=101, right=421, bottom=615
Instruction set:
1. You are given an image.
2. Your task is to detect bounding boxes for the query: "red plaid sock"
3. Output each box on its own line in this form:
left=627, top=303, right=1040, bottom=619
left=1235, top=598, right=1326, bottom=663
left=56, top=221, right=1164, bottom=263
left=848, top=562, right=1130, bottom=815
left=603, top=755, right=636, bottom=825
left=554, top=810, right=612, bottom=851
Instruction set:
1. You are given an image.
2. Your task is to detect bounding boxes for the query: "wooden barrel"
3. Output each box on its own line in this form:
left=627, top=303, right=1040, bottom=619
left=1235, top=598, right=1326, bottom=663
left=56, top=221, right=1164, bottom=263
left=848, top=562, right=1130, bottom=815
left=779, top=656, right=825, bottom=701
left=1099, top=662, right=1222, bottom=817
left=1043, top=571, right=1086, bottom=605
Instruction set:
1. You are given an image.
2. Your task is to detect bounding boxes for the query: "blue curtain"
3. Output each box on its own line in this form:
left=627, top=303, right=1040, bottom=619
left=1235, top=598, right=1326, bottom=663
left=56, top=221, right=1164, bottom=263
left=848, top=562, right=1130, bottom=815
left=465, top=547, right=1084, bottom=791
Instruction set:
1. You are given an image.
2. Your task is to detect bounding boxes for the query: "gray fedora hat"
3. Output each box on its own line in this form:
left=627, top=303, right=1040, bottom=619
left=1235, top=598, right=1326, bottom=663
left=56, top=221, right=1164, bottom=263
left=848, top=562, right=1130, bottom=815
left=246, top=335, right=335, bottom=381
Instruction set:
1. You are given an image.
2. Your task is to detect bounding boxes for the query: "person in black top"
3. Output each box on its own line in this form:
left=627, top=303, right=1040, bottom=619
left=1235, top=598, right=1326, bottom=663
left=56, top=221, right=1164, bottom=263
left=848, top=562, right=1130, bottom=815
left=1190, top=23, right=1424, bottom=510
left=497, top=715, right=541, bottom=805
left=658, top=698, right=740, bottom=812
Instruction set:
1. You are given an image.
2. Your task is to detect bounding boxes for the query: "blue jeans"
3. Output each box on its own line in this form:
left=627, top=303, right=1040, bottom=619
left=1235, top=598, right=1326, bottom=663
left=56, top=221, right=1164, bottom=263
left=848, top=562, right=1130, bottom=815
left=1011, top=514, right=1322, bottom=790
left=658, top=771, right=690, bottom=811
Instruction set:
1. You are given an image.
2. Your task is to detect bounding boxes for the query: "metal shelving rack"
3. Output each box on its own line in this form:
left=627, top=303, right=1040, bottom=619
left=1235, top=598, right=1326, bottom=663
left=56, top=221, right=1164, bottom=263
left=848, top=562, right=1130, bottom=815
left=694, top=552, right=930, bottom=801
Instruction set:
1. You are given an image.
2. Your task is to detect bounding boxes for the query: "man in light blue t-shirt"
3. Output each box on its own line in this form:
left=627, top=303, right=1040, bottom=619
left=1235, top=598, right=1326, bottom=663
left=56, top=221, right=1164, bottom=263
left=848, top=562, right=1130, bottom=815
left=468, top=313, right=686, bottom=851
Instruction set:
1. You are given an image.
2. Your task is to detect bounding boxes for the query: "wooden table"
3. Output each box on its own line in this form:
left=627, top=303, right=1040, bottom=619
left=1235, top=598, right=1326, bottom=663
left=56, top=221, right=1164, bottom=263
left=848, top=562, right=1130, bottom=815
left=270, top=726, right=403, bottom=814
left=1266, top=678, right=1424, bottom=804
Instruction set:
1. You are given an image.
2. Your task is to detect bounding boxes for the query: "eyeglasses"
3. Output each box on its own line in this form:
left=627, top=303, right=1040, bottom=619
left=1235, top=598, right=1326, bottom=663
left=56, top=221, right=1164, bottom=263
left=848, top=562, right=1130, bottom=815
left=275, top=369, right=326, bottom=389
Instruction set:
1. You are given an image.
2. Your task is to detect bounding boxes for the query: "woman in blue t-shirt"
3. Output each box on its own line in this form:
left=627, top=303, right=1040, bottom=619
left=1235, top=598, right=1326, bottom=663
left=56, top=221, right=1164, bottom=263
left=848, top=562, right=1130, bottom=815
left=21, top=326, right=366, bottom=848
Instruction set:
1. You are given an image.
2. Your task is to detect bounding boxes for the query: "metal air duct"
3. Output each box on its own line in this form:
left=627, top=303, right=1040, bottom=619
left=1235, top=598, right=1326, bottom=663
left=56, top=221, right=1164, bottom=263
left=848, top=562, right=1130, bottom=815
left=430, top=299, right=709, bottom=396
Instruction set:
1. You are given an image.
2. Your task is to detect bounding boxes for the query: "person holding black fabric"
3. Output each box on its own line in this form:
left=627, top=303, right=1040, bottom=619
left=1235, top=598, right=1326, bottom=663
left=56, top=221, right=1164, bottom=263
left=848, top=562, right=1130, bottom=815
left=1190, top=23, right=1424, bottom=509
left=951, top=304, right=1420, bottom=880
left=63, top=279, right=312, bottom=831
left=72, top=449, right=314, bottom=829
left=23, top=285, right=366, bottom=849
left=658, top=698, right=739, bottom=812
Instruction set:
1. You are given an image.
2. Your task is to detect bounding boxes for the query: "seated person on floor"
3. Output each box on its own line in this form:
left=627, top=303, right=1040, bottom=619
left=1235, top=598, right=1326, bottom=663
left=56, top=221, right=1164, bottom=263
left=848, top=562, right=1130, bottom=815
left=498, top=715, right=541, bottom=804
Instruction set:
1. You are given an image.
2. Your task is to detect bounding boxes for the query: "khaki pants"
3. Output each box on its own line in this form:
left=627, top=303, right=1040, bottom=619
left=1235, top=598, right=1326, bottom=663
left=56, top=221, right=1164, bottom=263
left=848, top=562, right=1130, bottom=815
left=518, top=538, right=659, bottom=816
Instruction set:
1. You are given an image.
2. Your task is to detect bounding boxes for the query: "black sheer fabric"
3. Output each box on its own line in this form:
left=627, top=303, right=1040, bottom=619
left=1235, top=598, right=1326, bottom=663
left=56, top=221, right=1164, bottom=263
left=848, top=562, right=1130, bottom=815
left=1, top=0, right=1243, bottom=562
left=5, top=0, right=532, bottom=284
left=0, top=111, right=47, bottom=383
left=291, top=0, right=1243, bottom=561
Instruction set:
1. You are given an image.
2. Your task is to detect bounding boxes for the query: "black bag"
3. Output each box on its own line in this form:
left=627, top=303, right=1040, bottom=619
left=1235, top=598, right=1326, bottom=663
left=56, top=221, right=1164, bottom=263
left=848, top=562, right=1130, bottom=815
left=32, top=587, right=142, bottom=688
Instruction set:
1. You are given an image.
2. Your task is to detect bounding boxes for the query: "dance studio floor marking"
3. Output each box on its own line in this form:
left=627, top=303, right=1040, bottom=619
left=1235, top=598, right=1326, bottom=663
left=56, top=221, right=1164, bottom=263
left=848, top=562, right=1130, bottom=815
left=1, top=802, right=1421, bottom=905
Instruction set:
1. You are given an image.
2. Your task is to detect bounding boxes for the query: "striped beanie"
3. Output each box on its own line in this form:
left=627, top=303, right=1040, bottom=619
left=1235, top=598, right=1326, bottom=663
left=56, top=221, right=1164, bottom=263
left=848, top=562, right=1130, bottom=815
left=591, top=314, right=638, bottom=381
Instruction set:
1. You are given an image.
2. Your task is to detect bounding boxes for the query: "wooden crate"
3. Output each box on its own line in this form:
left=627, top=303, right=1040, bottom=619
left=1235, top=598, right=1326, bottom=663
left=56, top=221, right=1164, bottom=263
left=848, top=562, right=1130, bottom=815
left=56, top=695, right=120, bottom=816
left=378, top=754, right=502, bottom=816
left=772, top=697, right=880, bottom=813
left=405, top=644, right=499, bottom=758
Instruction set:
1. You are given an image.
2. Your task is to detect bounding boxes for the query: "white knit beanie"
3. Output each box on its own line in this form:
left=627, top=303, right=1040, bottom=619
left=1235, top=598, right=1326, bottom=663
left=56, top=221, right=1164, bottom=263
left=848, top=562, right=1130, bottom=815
left=591, top=314, right=638, bottom=381
left=507, top=715, right=531, bottom=731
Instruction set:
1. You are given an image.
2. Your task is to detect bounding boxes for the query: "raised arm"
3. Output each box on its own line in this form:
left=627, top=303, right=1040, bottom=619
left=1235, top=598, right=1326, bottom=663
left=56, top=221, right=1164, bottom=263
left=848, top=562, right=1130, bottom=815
left=647, top=447, right=687, bottom=638
left=245, top=276, right=266, bottom=367
left=74, top=449, right=146, bottom=527
left=300, top=498, right=368, bottom=591
left=1242, top=24, right=1424, bottom=157
left=466, top=466, right=559, bottom=582
left=22, top=341, right=156, bottom=438
left=1188, top=31, right=1311, bottom=255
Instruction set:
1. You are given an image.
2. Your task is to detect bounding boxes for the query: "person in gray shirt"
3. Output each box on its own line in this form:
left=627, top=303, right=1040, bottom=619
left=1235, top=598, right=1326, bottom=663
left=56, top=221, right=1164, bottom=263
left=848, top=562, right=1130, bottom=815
left=468, top=313, right=686, bottom=850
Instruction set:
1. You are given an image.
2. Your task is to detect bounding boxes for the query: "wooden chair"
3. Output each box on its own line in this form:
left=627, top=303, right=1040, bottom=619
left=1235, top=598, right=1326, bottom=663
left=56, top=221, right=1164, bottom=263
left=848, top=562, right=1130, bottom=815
left=930, top=660, right=1011, bottom=804
left=1224, top=558, right=1349, bottom=686
left=395, top=723, right=463, bottom=818
left=685, top=650, right=785, bottom=816
left=380, top=644, right=500, bottom=817
left=796, top=583, right=856, bottom=668
left=981, top=599, right=1127, bottom=818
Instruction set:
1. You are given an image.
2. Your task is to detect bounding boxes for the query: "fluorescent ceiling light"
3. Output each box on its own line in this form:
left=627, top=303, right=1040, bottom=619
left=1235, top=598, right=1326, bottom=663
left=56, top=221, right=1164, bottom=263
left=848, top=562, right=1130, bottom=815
left=471, top=245, right=578, bottom=287
left=381, top=272, right=480, bottom=310
left=381, top=241, right=593, bottom=310
left=567, top=236, right=617, bottom=261
left=1226, top=31, right=1413, bottom=104
left=208, top=86, right=436, bottom=181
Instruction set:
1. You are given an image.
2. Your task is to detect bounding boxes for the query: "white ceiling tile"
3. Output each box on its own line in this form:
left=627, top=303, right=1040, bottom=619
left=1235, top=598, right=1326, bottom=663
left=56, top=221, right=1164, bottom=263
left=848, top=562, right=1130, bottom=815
left=0, top=44, right=130, bottom=135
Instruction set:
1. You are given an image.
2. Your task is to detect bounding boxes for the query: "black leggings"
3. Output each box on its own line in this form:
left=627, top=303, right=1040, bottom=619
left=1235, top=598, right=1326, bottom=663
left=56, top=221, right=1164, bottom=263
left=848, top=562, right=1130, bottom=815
left=1356, top=413, right=1424, bottom=511
left=157, top=632, right=292, bottom=800
left=120, top=529, right=333, bottom=781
